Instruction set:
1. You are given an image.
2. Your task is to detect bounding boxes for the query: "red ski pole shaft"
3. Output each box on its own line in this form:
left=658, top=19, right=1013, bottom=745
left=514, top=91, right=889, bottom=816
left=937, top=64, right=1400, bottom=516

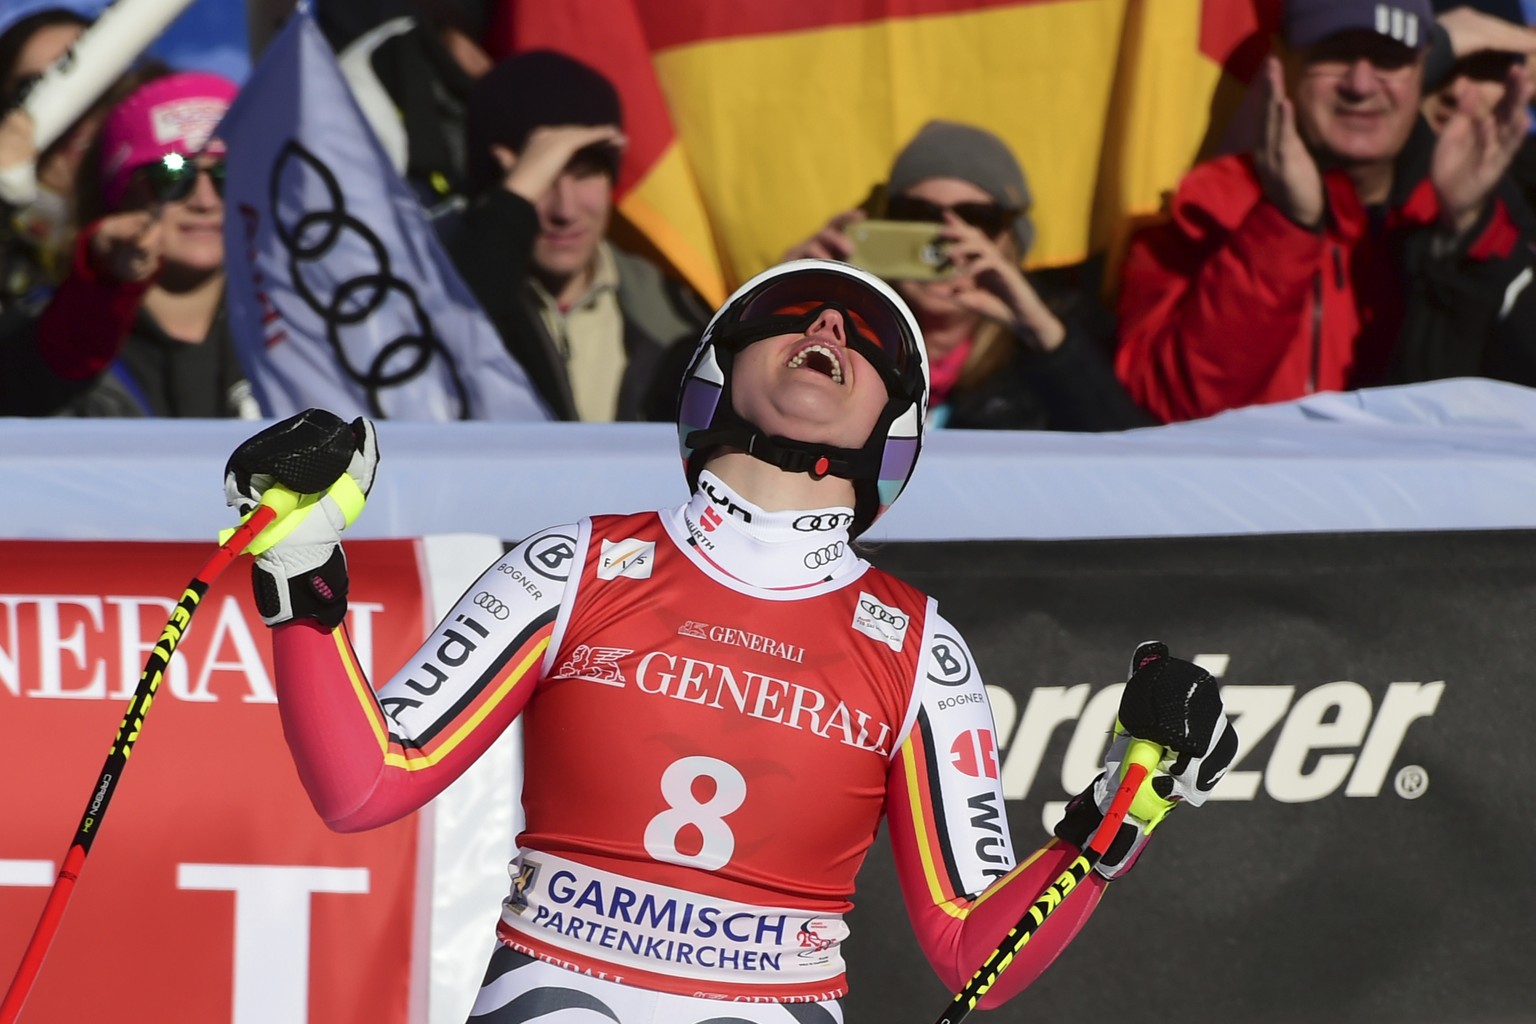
left=0, top=501, right=280, bottom=1024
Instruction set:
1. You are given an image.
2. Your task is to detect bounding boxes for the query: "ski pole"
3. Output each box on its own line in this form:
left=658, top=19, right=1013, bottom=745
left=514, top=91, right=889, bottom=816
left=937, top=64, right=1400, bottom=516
left=931, top=738, right=1163, bottom=1024
left=0, top=483, right=313, bottom=1024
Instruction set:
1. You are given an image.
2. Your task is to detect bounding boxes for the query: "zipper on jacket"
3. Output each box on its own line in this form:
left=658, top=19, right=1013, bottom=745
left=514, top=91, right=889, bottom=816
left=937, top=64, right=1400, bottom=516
left=1308, top=245, right=1342, bottom=393
left=1309, top=261, right=1323, bottom=394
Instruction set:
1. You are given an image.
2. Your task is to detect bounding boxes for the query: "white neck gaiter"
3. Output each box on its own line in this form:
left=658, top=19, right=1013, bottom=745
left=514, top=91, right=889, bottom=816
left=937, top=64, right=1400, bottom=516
left=672, top=470, right=859, bottom=590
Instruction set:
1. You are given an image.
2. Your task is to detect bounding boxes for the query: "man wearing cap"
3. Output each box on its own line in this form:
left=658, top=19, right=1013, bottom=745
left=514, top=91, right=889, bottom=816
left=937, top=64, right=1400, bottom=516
left=448, top=49, right=710, bottom=422
left=1113, top=0, right=1536, bottom=423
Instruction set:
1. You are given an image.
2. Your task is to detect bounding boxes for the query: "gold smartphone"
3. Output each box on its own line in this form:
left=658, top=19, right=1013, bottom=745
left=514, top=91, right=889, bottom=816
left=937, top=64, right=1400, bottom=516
left=846, top=220, right=952, bottom=281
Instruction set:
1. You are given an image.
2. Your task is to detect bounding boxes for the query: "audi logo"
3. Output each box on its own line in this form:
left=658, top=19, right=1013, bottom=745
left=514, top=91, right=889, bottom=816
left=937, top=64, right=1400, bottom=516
left=473, top=592, right=510, bottom=619
left=803, top=542, right=845, bottom=569
left=860, top=600, right=907, bottom=629
left=793, top=513, right=854, bottom=532
left=270, top=142, right=470, bottom=417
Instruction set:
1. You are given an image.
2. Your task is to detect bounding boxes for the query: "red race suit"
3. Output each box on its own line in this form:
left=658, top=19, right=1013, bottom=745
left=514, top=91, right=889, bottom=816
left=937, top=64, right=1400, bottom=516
left=270, top=472, right=1107, bottom=1008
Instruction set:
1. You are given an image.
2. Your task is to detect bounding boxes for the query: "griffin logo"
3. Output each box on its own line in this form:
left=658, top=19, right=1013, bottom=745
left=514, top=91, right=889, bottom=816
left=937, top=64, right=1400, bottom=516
left=552, top=644, right=633, bottom=687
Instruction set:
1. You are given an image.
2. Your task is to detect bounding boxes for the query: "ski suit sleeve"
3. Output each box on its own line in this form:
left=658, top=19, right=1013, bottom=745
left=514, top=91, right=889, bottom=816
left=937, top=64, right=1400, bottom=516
left=35, top=221, right=149, bottom=380
left=1112, top=155, right=1328, bottom=423
left=884, top=609, right=1106, bottom=1010
left=270, top=522, right=584, bottom=832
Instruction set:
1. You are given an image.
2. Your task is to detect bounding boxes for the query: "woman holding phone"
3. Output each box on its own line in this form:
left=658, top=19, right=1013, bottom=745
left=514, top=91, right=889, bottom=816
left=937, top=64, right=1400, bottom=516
left=783, top=120, right=1150, bottom=431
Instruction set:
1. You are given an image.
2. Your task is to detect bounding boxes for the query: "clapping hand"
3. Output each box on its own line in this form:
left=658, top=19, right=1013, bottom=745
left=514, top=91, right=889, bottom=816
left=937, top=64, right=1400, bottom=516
left=1253, top=55, right=1325, bottom=228
left=1432, top=62, right=1534, bottom=238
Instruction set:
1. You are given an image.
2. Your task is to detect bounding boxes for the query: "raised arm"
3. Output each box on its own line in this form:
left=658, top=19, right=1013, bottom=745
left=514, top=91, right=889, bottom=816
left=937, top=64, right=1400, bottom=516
left=886, top=627, right=1237, bottom=1011
left=223, top=409, right=575, bottom=831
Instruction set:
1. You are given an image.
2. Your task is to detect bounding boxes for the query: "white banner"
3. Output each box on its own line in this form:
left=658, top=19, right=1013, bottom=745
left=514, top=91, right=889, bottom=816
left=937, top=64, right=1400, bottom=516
left=219, top=10, right=552, bottom=422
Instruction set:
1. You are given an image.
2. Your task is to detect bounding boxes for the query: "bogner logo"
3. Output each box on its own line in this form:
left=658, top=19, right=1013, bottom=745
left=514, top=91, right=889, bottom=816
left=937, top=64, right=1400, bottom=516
left=598, top=538, right=655, bottom=580
left=852, top=592, right=908, bottom=652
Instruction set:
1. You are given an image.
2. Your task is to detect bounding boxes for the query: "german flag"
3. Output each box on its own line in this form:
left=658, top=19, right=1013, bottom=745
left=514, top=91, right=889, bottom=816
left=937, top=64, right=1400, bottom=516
left=489, top=0, right=1282, bottom=305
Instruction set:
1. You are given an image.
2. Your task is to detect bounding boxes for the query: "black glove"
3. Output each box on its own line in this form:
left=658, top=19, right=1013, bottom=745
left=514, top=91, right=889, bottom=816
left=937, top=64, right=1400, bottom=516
left=224, top=409, right=379, bottom=628
left=1055, top=641, right=1238, bottom=877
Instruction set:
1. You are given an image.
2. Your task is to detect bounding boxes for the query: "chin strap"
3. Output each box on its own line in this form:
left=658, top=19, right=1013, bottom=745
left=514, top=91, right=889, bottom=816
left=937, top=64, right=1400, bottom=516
left=684, top=426, right=880, bottom=482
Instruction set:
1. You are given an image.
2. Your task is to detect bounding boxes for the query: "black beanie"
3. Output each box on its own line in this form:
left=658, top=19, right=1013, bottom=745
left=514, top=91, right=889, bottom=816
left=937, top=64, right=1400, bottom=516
left=464, top=49, right=623, bottom=196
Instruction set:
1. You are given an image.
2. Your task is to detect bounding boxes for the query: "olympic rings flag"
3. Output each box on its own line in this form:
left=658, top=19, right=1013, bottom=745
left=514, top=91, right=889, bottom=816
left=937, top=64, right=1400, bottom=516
left=220, top=10, right=552, bottom=422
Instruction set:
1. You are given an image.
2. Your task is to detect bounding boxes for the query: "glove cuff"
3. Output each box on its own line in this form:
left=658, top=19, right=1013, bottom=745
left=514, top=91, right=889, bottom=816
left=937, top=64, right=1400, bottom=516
left=1053, top=779, right=1152, bottom=880
left=253, top=545, right=350, bottom=629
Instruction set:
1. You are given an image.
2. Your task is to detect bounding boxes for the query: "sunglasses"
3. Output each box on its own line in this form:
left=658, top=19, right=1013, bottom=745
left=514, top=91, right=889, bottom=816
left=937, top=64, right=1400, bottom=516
left=724, top=269, right=922, bottom=393
left=885, top=195, right=1020, bottom=238
left=139, top=152, right=226, bottom=204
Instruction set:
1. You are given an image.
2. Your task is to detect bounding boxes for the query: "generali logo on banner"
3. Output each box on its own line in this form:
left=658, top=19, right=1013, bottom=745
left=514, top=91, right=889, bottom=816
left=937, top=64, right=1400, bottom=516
left=0, top=540, right=429, bottom=1024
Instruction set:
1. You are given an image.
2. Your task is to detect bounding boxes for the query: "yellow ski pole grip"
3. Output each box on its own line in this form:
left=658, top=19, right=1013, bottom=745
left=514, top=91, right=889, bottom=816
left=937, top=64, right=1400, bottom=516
left=217, top=476, right=364, bottom=554
left=1119, top=736, right=1174, bottom=830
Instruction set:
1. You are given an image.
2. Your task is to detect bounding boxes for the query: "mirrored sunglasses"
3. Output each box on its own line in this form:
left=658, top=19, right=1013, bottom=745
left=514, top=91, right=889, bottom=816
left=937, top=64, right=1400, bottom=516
left=885, top=194, right=1019, bottom=238
left=140, top=152, right=226, bottom=203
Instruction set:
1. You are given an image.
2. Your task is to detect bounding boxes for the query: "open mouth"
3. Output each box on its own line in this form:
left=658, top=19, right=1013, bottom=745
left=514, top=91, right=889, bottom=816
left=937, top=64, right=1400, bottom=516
left=787, top=343, right=845, bottom=385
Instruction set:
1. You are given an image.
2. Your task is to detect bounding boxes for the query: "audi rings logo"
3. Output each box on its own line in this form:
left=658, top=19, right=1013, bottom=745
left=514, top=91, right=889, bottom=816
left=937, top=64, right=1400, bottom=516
left=793, top=513, right=855, bottom=532
left=473, top=592, right=510, bottom=619
left=269, top=142, right=469, bottom=417
left=860, top=599, right=907, bottom=630
left=803, top=542, right=845, bottom=569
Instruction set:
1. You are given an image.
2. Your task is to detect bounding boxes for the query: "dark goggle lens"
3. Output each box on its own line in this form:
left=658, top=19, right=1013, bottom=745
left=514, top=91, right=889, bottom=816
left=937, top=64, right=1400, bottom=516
left=735, top=270, right=916, bottom=377
left=142, top=154, right=226, bottom=203
left=886, top=195, right=1018, bottom=237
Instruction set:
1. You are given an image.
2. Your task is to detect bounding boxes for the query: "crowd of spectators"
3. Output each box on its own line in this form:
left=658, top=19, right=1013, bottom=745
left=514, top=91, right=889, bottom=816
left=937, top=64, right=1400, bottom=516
left=2, top=0, right=1536, bottom=428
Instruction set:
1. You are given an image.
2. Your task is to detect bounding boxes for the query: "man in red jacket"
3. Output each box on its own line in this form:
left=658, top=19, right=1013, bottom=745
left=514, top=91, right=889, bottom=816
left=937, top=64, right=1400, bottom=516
left=1114, top=0, right=1536, bottom=423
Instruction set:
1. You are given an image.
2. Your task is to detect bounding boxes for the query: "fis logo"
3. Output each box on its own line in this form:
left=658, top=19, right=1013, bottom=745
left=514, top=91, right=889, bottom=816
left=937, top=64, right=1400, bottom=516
left=852, top=592, right=909, bottom=652
left=598, top=538, right=655, bottom=580
left=987, top=654, right=1445, bottom=831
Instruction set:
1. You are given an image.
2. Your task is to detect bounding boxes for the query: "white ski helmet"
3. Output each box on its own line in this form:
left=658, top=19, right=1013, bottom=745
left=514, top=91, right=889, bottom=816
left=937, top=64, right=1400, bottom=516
left=676, top=259, right=930, bottom=536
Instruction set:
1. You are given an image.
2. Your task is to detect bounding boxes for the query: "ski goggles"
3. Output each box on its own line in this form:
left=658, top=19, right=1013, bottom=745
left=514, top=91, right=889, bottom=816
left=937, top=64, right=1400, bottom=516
left=885, top=194, right=1020, bottom=238
left=138, top=152, right=226, bottom=204
left=724, top=268, right=922, bottom=388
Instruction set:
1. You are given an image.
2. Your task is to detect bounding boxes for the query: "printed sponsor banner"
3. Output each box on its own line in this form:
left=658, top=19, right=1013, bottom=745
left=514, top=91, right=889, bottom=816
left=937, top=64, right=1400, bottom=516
left=845, top=530, right=1536, bottom=1024
left=8, top=528, right=1532, bottom=1021
left=0, top=539, right=428, bottom=1024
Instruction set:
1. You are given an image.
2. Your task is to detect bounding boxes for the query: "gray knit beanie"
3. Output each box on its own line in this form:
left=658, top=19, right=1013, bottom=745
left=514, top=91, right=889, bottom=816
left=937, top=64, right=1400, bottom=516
left=886, top=120, right=1035, bottom=256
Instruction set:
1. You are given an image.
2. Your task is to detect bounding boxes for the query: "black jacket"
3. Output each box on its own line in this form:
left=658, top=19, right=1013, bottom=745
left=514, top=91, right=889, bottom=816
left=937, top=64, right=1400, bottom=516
left=944, top=263, right=1154, bottom=431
